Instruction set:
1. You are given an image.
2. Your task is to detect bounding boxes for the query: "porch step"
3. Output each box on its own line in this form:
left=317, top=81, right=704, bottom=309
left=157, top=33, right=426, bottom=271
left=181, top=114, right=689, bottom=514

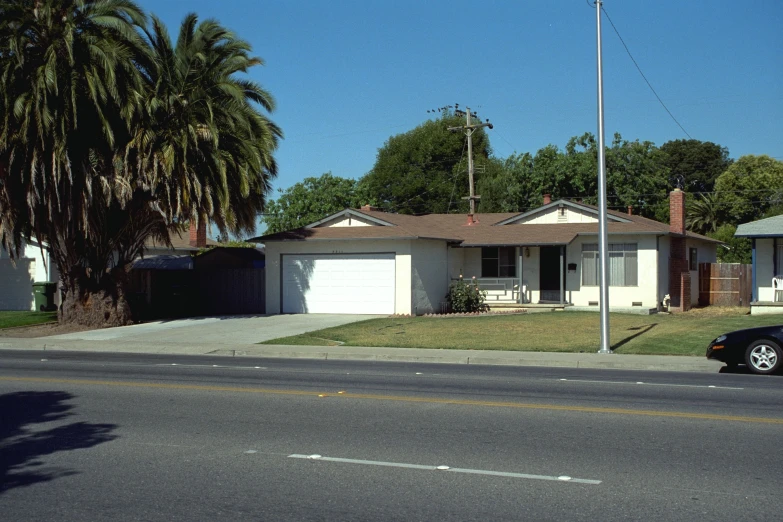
left=487, top=303, right=570, bottom=312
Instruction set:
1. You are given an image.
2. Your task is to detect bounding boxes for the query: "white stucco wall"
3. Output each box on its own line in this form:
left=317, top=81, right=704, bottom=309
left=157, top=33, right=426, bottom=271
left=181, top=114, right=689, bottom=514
left=0, top=242, right=58, bottom=311
left=755, top=238, right=777, bottom=302
left=265, top=239, right=419, bottom=315
left=521, top=246, right=540, bottom=303
left=411, top=240, right=450, bottom=314
left=566, top=234, right=660, bottom=309
left=462, top=248, right=482, bottom=279
left=658, top=236, right=670, bottom=306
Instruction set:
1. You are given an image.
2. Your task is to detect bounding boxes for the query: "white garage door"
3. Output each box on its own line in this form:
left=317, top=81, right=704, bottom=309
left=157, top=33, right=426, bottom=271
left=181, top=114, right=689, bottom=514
left=282, top=253, right=395, bottom=314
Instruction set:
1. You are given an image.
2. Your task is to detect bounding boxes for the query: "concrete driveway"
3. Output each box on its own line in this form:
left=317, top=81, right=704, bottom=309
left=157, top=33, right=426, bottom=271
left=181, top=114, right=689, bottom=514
left=46, top=314, right=383, bottom=345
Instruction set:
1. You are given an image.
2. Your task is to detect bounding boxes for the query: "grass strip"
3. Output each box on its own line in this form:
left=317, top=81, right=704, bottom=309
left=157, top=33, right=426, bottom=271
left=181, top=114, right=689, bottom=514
left=260, top=309, right=783, bottom=356
left=0, top=311, right=58, bottom=330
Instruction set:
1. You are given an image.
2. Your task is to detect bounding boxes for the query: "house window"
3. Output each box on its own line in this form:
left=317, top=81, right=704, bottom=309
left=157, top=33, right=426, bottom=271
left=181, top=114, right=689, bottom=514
left=481, top=247, right=516, bottom=277
left=689, top=248, right=698, bottom=271
left=582, top=243, right=638, bottom=286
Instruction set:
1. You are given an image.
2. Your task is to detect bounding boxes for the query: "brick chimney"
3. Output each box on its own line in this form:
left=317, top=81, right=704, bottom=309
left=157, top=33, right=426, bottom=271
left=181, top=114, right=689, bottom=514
left=543, top=193, right=551, bottom=205
left=669, top=188, right=686, bottom=235
left=189, top=219, right=207, bottom=248
left=627, top=205, right=633, bottom=216
left=668, top=188, right=690, bottom=312
left=463, top=214, right=478, bottom=226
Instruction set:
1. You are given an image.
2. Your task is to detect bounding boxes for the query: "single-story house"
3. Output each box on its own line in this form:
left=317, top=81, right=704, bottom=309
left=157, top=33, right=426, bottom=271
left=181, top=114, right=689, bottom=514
left=735, top=214, right=783, bottom=315
left=0, top=240, right=60, bottom=311
left=129, top=221, right=218, bottom=319
left=254, top=189, right=718, bottom=316
left=141, top=221, right=219, bottom=258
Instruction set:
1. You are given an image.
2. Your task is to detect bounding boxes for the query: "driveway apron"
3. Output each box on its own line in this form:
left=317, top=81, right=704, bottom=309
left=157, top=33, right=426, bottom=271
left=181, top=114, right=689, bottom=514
left=44, top=314, right=382, bottom=345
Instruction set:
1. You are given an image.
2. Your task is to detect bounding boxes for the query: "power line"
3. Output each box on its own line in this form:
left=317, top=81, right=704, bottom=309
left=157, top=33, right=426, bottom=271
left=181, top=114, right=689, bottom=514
left=598, top=4, right=692, bottom=139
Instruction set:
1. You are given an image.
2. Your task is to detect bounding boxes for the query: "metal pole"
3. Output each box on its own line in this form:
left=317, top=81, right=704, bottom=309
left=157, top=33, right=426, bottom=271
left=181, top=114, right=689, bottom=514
left=596, top=0, right=612, bottom=354
left=466, top=108, right=475, bottom=215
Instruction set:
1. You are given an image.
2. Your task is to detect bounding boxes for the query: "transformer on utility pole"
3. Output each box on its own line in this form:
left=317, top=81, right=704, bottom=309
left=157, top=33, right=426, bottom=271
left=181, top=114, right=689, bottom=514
left=448, top=106, right=493, bottom=216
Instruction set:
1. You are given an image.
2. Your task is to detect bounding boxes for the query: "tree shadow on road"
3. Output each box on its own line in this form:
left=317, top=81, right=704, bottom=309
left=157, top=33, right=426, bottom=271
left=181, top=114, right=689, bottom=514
left=0, top=391, right=117, bottom=494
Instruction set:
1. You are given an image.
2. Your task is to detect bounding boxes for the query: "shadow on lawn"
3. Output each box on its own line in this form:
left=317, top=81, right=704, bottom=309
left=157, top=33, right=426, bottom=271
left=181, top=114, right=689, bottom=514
left=611, top=323, right=658, bottom=352
left=0, top=391, right=117, bottom=495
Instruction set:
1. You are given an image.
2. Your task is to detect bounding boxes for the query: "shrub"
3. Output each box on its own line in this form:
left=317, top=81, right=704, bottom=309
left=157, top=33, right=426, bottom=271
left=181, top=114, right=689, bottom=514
left=446, top=277, right=488, bottom=313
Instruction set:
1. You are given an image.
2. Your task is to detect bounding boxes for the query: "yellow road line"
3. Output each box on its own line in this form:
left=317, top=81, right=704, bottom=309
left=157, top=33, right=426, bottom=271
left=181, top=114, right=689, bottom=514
left=2, top=375, right=781, bottom=425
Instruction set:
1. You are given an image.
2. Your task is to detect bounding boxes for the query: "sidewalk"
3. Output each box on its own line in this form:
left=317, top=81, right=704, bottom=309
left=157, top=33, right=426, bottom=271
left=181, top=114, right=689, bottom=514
left=0, top=337, right=722, bottom=373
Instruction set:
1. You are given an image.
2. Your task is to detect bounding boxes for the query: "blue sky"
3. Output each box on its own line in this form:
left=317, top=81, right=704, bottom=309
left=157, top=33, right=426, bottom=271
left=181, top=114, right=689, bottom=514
left=138, top=0, right=782, bottom=227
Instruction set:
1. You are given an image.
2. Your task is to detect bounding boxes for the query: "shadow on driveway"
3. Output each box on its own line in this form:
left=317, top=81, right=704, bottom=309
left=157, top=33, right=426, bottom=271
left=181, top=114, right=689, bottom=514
left=0, top=391, right=117, bottom=494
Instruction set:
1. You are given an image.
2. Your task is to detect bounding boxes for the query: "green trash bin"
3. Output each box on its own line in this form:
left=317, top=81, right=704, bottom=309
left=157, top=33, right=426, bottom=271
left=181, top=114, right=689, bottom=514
left=33, top=281, right=58, bottom=312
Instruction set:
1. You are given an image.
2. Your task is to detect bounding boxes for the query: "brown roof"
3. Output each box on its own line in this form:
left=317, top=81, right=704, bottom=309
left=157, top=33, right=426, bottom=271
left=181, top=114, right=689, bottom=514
left=255, top=204, right=720, bottom=246
left=144, top=230, right=219, bottom=252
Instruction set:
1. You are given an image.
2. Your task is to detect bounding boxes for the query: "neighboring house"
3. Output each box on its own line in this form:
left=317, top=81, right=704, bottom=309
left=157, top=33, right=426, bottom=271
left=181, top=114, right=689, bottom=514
left=141, top=221, right=219, bottom=258
left=254, top=189, right=718, bottom=316
left=735, top=214, right=783, bottom=315
left=130, top=221, right=218, bottom=319
left=0, top=240, right=60, bottom=311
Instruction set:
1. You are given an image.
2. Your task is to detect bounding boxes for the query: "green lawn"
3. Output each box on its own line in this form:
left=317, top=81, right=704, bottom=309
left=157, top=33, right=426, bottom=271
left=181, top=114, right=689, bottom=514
left=0, top=311, right=58, bottom=329
left=261, top=309, right=783, bottom=356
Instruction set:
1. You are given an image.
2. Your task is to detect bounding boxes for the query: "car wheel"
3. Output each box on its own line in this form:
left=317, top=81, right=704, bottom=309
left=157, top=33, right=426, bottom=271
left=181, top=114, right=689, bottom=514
left=745, top=340, right=782, bottom=375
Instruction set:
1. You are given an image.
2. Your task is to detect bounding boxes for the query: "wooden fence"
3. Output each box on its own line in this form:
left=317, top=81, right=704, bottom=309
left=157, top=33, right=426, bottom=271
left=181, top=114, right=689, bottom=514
left=197, top=268, right=265, bottom=315
left=698, top=263, right=752, bottom=307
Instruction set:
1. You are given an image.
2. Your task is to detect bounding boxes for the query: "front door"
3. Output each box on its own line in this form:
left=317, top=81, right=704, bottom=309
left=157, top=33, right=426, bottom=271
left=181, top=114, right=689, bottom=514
left=539, top=246, right=561, bottom=302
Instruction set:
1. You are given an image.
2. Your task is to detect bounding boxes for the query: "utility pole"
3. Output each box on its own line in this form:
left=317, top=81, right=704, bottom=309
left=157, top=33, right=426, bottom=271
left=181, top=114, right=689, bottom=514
left=594, top=0, right=612, bottom=354
left=448, top=106, right=493, bottom=216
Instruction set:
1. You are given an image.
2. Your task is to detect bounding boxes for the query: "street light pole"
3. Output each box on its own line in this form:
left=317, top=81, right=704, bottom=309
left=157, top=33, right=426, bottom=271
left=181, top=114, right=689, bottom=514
left=595, top=0, right=612, bottom=354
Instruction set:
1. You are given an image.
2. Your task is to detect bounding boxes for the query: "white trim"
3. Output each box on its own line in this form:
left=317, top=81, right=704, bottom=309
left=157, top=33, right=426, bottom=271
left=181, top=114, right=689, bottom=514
left=493, top=199, right=631, bottom=226
left=305, top=209, right=396, bottom=229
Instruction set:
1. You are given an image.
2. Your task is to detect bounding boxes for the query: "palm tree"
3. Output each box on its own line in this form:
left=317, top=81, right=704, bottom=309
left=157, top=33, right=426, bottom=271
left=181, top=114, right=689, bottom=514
left=1, top=4, right=281, bottom=326
left=686, top=192, right=722, bottom=235
left=129, top=14, right=282, bottom=238
left=0, top=0, right=150, bottom=325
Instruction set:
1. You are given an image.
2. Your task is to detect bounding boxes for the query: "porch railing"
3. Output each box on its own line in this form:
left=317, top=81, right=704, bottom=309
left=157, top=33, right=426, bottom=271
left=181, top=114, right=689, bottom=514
left=454, top=277, right=522, bottom=303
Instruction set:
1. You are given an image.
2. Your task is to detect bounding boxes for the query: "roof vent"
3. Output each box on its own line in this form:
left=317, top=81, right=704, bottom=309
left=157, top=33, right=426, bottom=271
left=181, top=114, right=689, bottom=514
left=360, top=204, right=379, bottom=212
left=463, top=214, right=479, bottom=226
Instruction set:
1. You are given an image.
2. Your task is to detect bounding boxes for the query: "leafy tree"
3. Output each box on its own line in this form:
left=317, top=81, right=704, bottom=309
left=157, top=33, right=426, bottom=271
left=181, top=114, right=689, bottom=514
left=0, top=3, right=280, bottom=326
left=709, top=224, right=751, bottom=264
left=263, top=173, right=365, bottom=233
left=605, top=133, right=671, bottom=221
left=713, top=155, right=783, bottom=225
left=358, top=112, right=490, bottom=214
left=476, top=154, right=533, bottom=213
left=661, top=139, right=732, bottom=193
left=478, top=133, right=669, bottom=220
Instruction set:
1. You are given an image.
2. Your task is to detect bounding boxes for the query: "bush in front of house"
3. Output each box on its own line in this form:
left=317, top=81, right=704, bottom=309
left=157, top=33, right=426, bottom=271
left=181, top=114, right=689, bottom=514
left=446, top=277, right=488, bottom=313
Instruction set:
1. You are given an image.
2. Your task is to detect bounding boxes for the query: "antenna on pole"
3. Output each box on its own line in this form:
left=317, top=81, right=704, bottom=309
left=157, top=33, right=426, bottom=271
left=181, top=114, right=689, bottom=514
left=447, top=105, right=493, bottom=220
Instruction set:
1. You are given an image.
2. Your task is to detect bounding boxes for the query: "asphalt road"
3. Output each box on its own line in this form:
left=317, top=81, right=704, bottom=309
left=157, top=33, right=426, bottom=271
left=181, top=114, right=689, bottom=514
left=2, top=350, right=782, bottom=521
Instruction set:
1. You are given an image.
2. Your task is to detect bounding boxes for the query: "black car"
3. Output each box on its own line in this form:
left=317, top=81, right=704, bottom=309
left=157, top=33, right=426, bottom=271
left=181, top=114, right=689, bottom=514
left=707, top=325, right=783, bottom=374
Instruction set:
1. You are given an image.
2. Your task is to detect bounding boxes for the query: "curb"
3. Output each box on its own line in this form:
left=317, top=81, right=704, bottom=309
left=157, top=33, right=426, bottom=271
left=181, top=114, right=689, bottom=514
left=0, top=338, right=723, bottom=373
